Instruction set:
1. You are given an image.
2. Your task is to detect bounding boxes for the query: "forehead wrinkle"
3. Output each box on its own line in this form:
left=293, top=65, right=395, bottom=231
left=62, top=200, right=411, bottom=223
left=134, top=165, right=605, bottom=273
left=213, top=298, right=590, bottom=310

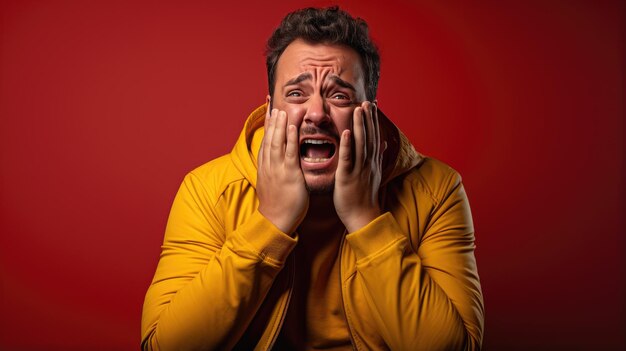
left=296, top=64, right=344, bottom=85
left=299, top=64, right=341, bottom=77
left=298, top=56, right=364, bottom=85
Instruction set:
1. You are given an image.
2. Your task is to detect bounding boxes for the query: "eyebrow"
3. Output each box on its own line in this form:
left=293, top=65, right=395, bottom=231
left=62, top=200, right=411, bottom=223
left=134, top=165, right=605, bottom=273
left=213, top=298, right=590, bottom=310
left=330, top=76, right=356, bottom=91
left=284, top=72, right=313, bottom=87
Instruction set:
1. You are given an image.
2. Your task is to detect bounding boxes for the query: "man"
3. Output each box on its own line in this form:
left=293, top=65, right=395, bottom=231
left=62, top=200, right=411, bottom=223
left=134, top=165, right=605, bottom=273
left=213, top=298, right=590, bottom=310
left=142, top=7, right=484, bottom=350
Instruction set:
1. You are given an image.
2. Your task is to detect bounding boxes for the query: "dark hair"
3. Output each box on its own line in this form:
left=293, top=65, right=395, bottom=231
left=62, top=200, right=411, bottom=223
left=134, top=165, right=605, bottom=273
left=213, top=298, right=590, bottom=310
left=265, top=6, right=380, bottom=101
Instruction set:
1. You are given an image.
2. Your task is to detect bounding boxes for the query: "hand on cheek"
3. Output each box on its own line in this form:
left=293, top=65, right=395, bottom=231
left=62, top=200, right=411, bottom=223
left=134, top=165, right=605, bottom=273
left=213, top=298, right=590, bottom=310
left=333, top=101, right=387, bottom=233
left=257, top=108, right=309, bottom=235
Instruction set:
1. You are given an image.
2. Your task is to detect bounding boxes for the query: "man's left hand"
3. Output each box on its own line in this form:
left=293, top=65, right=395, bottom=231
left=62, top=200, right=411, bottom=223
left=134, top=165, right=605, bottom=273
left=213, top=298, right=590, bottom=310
left=334, top=101, right=386, bottom=233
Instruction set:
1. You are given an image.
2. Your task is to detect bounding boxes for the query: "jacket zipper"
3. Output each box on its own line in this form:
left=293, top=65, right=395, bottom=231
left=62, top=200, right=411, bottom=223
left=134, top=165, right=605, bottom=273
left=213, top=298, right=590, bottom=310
left=338, top=233, right=359, bottom=350
left=265, top=252, right=295, bottom=350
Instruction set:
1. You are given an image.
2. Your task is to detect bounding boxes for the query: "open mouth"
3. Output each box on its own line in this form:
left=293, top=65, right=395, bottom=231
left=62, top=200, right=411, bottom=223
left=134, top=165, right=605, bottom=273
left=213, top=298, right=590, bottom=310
left=300, top=139, right=336, bottom=163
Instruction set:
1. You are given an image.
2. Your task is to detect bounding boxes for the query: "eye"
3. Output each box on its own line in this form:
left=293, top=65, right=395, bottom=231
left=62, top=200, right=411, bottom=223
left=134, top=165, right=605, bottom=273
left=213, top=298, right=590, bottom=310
left=287, top=90, right=303, bottom=97
left=331, top=93, right=349, bottom=100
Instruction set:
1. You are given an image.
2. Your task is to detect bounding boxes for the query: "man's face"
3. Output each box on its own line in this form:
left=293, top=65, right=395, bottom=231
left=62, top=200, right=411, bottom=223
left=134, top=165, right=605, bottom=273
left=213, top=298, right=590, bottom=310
left=270, top=39, right=368, bottom=193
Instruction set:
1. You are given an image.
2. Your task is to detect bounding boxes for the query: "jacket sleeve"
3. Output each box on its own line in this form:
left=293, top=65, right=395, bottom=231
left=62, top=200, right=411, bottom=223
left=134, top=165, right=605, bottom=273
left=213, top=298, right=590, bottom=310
left=141, top=172, right=296, bottom=350
left=345, top=170, right=484, bottom=350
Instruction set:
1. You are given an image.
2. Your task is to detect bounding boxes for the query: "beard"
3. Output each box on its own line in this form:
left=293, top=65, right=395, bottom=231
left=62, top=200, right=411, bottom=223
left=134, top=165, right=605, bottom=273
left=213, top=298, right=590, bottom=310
left=306, top=180, right=335, bottom=195
left=303, top=169, right=335, bottom=195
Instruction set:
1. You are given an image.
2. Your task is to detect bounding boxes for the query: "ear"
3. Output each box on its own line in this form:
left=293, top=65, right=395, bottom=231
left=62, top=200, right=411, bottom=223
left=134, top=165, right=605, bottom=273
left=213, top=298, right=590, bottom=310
left=266, top=95, right=271, bottom=104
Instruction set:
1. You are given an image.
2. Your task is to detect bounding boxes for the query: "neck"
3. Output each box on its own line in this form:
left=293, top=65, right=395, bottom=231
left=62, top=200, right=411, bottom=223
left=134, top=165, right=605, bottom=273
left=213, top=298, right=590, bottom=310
left=298, top=194, right=345, bottom=254
left=298, top=193, right=343, bottom=240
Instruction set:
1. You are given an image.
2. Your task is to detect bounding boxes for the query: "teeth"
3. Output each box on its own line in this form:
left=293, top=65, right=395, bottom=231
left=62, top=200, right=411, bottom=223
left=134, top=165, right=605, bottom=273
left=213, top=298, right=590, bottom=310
left=303, top=157, right=330, bottom=163
left=303, top=139, right=331, bottom=145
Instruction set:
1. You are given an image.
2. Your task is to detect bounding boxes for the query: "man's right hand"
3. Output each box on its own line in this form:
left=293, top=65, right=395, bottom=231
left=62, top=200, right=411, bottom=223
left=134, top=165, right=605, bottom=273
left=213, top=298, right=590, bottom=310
left=257, top=108, right=309, bottom=235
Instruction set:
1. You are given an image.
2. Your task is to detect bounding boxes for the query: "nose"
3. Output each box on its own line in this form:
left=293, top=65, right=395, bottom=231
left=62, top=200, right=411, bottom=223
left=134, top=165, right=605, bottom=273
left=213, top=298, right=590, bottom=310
left=303, top=94, right=331, bottom=127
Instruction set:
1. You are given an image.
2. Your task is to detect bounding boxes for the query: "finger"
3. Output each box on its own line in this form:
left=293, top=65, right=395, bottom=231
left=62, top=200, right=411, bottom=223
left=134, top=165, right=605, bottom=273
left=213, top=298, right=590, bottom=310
left=263, top=109, right=278, bottom=169
left=285, top=124, right=300, bottom=168
left=336, top=129, right=352, bottom=175
left=353, top=106, right=366, bottom=169
left=364, top=101, right=376, bottom=162
left=258, top=108, right=272, bottom=169
left=372, top=102, right=381, bottom=162
left=270, top=110, right=287, bottom=163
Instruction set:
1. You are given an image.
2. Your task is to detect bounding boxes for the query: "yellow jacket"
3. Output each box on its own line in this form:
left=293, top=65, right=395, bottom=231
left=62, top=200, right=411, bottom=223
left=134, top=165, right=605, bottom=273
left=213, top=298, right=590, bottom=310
left=141, top=105, right=484, bottom=350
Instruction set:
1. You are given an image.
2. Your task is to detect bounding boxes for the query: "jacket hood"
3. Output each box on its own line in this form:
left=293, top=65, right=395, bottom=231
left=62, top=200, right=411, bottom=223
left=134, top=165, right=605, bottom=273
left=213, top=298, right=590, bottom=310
left=230, top=104, right=422, bottom=189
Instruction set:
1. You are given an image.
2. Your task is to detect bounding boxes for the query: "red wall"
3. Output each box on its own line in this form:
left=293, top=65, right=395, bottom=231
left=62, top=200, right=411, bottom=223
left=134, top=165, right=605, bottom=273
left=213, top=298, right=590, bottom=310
left=1, top=0, right=623, bottom=349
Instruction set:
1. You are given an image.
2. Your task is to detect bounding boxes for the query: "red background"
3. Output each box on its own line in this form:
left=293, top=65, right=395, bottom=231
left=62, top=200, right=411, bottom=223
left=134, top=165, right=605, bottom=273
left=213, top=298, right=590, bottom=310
left=1, top=0, right=624, bottom=350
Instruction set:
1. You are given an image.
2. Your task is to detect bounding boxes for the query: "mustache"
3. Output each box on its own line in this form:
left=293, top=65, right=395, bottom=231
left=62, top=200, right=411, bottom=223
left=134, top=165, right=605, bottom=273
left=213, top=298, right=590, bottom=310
left=299, top=126, right=340, bottom=142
